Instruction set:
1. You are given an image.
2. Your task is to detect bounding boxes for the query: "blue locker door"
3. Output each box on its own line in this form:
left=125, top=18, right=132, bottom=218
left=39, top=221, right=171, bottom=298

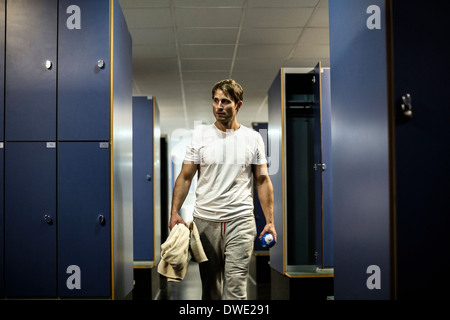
left=132, top=97, right=154, bottom=261
left=392, top=0, right=450, bottom=299
left=313, top=62, right=324, bottom=268
left=313, top=64, right=334, bottom=269
left=58, top=142, right=110, bottom=297
left=329, top=0, right=391, bottom=299
left=320, top=68, right=333, bottom=268
left=0, top=0, right=4, bottom=141
left=5, top=142, right=57, bottom=297
left=0, top=144, right=4, bottom=297
left=58, top=0, right=110, bottom=141
left=5, top=0, right=57, bottom=141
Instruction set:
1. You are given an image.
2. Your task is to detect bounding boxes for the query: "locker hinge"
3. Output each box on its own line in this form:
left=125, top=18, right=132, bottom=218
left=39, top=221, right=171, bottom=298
left=312, top=76, right=316, bottom=83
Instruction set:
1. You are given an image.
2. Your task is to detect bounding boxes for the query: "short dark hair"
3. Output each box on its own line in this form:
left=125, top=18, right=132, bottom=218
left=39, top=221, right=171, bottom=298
left=212, top=79, right=243, bottom=104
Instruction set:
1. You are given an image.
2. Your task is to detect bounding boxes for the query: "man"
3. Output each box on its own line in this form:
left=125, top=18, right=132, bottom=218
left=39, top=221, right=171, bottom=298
left=169, top=79, right=276, bottom=300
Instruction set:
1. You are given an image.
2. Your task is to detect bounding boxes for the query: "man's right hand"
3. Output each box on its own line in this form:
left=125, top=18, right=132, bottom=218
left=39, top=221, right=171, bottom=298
left=169, top=213, right=187, bottom=231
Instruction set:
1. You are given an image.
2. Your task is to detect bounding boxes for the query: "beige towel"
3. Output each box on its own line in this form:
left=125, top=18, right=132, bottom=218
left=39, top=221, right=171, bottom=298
left=157, top=221, right=207, bottom=282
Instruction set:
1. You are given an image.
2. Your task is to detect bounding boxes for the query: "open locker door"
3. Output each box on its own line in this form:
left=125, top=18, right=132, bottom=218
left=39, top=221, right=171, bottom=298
left=313, top=62, right=333, bottom=270
left=313, top=62, right=325, bottom=269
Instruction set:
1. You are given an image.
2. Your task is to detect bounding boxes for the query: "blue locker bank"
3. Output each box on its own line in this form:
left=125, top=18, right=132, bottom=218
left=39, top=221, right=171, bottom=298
left=0, top=0, right=133, bottom=299
left=330, top=0, right=450, bottom=300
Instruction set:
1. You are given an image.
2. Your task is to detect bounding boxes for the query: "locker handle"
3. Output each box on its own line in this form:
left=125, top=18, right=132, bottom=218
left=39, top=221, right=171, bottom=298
left=401, top=93, right=413, bottom=118
left=314, top=163, right=326, bottom=172
left=97, top=60, right=105, bottom=69
left=44, top=214, right=53, bottom=225
left=98, top=214, right=106, bottom=226
left=45, top=60, right=53, bottom=70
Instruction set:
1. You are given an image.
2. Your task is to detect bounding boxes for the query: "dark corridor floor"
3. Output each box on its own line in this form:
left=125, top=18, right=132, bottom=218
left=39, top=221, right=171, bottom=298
left=157, top=262, right=271, bottom=300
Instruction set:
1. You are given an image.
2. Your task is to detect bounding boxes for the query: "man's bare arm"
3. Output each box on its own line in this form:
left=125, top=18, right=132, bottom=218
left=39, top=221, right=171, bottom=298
left=253, top=164, right=277, bottom=242
left=169, top=162, right=199, bottom=230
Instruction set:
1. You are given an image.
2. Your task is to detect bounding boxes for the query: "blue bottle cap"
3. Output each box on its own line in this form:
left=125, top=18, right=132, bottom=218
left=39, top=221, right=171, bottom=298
left=260, top=233, right=275, bottom=248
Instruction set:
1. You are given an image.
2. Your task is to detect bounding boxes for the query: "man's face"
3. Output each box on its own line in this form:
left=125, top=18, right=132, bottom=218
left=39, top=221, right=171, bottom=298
left=212, top=89, right=242, bottom=123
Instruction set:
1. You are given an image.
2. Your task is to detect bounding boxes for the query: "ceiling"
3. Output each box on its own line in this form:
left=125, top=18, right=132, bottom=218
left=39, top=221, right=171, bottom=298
left=118, top=0, right=330, bottom=136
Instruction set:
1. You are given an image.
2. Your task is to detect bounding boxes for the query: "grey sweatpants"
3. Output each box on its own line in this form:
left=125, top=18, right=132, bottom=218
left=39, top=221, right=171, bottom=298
left=194, top=215, right=257, bottom=300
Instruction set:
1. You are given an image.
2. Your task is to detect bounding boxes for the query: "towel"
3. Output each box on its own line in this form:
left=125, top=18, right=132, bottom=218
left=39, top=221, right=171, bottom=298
left=157, top=221, right=207, bottom=282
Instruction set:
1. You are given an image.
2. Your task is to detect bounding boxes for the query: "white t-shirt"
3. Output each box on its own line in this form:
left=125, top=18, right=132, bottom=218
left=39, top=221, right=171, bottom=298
left=184, top=123, right=267, bottom=221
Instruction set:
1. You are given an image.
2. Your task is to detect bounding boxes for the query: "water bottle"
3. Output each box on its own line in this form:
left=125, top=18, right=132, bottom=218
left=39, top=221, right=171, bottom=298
left=260, top=233, right=275, bottom=248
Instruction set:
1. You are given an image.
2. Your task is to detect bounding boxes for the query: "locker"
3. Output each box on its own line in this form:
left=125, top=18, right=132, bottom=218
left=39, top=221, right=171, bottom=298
left=1, top=0, right=133, bottom=299
left=0, top=0, right=4, bottom=141
left=132, top=96, right=161, bottom=264
left=109, top=0, right=134, bottom=299
left=132, top=97, right=155, bottom=262
left=330, top=0, right=391, bottom=300
left=5, top=142, right=57, bottom=297
left=268, top=67, right=334, bottom=276
left=392, top=0, right=450, bottom=299
left=268, top=67, right=334, bottom=299
left=58, top=0, right=110, bottom=141
left=132, top=96, right=161, bottom=299
left=313, top=64, right=333, bottom=269
left=329, top=0, right=450, bottom=300
left=58, top=142, right=110, bottom=297
left=0, top=144, right=4, bottom=297
left=5, top=0, right=57, bottom=141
